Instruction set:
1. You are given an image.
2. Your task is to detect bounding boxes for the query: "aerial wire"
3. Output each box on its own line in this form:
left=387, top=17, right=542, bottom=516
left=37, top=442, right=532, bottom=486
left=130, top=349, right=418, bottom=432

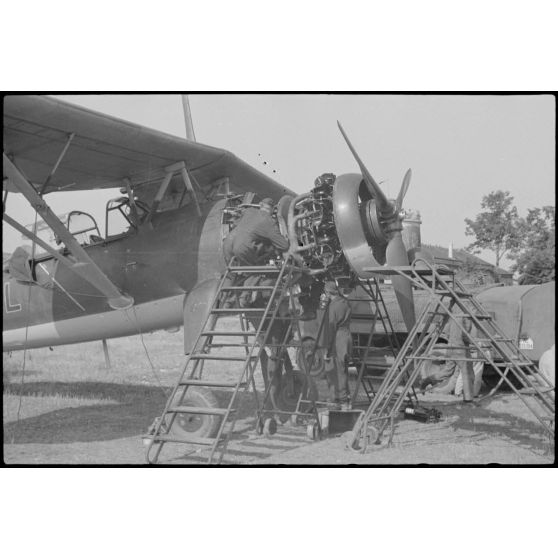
left=12, top=209, right=39, bottom=443
left=128, top=305, right=170, bottom=396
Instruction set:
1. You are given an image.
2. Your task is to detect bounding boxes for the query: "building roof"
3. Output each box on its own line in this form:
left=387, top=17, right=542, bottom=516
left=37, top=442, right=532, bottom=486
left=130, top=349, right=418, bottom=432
left=423, top=244, right=512, bottom=276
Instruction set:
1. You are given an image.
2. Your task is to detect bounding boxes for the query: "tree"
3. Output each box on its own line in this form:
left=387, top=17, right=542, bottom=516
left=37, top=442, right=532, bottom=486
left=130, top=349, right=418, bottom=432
left=511, top=206, right=555, bottom=284
left=464, top=190, right=523, bottom=267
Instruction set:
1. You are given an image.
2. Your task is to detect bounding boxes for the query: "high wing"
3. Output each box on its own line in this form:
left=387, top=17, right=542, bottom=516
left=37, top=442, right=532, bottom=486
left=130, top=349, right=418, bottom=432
left=3, top=95, right=293, bottom=198
left=3, top=95, right=293, bottom=310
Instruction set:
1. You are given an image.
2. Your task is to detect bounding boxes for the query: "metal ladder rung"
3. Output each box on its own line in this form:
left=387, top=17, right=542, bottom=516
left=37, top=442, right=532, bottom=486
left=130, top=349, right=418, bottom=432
left=473, top=337, right=514, bottom=343
left=227, top=266, right=281, bottom=273
left=220, top=285, right=276, bottom=291
left=435, top=290, right=473, bottom=297
left=201, top=330, right=257, bottom=336
left=168, top=406, right=234, bottom=416
left=208, top=342, right=253, bottom=348
left=211, top=308, right=269, bottom=313
left=179, top=379, right=247, bottom=389
left=493, top=361, right=534, bottom=367
left=151, top=434, right=217, bottom=446
left=189, top=354, right=257, bottom=361
left=427, top=311, right=491, bottom=319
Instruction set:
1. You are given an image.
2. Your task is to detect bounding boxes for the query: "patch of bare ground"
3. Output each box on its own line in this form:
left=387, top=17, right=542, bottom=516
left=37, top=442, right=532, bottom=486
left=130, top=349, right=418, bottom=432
left=3, top=329, right=554, bottom=465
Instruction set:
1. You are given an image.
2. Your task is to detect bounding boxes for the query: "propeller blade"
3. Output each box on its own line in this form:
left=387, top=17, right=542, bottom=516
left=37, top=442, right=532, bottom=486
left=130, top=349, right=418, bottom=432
left=337, top=121, right=390, bottom=210
left=395, top=168, right=412, bottom=212
left=386, top=231, right=416, bottom=331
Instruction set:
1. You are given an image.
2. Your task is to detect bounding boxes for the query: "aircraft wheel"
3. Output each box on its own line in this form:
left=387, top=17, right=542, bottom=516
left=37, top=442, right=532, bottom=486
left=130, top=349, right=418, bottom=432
left=169, top=387, right=221, bottom=439
left=263, top=417, right=277, bottom=438
left=279, top=371, right=318, bottom=412
left=290, top=414, right=300, bottom=426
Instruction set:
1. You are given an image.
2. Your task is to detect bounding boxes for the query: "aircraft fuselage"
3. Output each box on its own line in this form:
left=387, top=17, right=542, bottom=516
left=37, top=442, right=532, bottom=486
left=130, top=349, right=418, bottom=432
left=3, top=199, right=227, bottom=350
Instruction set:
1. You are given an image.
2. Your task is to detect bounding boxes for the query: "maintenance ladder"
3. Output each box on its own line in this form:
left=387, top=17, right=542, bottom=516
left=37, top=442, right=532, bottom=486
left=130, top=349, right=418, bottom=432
left=349, top=259, right=555, bottom=452
left=144, top=256, right=318, bottom=464
left=349, top=278, right=418, bottom=407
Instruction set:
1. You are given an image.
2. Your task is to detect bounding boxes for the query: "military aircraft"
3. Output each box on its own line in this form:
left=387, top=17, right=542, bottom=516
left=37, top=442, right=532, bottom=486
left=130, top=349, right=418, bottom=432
left=3, top=95, right=420, bottom=438
left=3, top=94, right=417, bottom=353
left=3, top=95, right=296, bottom=350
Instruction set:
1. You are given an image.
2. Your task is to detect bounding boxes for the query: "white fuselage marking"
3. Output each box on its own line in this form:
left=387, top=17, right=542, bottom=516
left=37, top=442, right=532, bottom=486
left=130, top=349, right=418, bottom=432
left=3, top=282, right=22, bottom=313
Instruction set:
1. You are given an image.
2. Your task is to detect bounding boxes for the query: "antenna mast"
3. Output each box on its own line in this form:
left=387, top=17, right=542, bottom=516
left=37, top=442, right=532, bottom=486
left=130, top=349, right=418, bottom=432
left=181, top=95, right=196, bottom=142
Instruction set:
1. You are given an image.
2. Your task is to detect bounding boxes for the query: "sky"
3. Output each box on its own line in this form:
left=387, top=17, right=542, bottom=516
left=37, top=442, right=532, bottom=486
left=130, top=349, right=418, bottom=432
left=3, top=94, right=555, bottom=269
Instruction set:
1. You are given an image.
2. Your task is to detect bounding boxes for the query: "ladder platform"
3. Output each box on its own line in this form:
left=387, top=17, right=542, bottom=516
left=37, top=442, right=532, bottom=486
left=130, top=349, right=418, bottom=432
left=168, top=406, right=234, bottom=416
left=179, top=379, right=247, bottom=389
left=361, top=266, right=454, bottom=276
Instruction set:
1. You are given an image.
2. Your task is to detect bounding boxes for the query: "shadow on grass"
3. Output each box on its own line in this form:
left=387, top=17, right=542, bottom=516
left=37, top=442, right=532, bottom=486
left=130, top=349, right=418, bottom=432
left=448, top=402, right=552, bottom=454
left=4, top=368, right=43, bottom=380
left=4, top=381, right=261, bottom=445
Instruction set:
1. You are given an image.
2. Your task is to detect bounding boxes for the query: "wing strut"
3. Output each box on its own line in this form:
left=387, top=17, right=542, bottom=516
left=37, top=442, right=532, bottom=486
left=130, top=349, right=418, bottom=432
left=39, top=132, right=75, bottom=196
left=3, top=153, right=134, bottom=310
left=144, top=161, right=202, bottom=223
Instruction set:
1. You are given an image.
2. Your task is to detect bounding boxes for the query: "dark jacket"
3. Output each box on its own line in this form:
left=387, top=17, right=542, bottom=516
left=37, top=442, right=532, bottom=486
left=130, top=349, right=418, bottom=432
left=224, top=208, right=289, bottom=265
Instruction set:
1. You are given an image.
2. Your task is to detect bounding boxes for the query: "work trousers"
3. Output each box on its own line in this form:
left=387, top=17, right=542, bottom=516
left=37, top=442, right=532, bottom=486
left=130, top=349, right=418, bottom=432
left=448, top=318, right=475, bottom=401
left=326, top=329, right=352, bottom=402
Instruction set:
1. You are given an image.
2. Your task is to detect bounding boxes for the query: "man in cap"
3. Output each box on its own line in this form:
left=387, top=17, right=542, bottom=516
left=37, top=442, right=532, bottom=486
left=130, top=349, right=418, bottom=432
left=222, top=198, right=291, bottom=414
left=420, top=345, right=459, bottom=394
left=223, top=198, right=289, bottom=266
left=321, top=280, right=353, bottom=409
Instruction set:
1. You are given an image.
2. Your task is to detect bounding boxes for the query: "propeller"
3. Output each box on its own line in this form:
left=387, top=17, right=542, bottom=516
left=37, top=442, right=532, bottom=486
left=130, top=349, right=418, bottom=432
left=396, top=168, right=412, bottom=213
left=337, top=121, right=389, bottom=210
left=337, top=122, right=416, bottom=331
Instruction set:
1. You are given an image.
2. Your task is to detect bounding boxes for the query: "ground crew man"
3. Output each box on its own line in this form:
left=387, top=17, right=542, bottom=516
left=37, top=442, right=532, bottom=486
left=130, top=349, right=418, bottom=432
left=223, top=198, right=289, bottom=266
left=539, top=343, right=555, bottom=386
left=248, top=276, right=294, bottom=414
left=447, top=316, right=475, bottom=402
left=321, top=280, right=352, bottom=409
left=223, top=199, right=291, bottom=414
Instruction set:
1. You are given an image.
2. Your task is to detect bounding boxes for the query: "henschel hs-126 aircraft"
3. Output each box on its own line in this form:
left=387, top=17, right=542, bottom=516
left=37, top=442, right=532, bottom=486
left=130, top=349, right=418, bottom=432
left=3, top=95, right=419, bottom=358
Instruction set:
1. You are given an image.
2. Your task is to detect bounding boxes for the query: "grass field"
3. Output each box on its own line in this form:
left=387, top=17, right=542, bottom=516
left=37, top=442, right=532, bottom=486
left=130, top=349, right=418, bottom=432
left=3, top=323, right=555, bottom=465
